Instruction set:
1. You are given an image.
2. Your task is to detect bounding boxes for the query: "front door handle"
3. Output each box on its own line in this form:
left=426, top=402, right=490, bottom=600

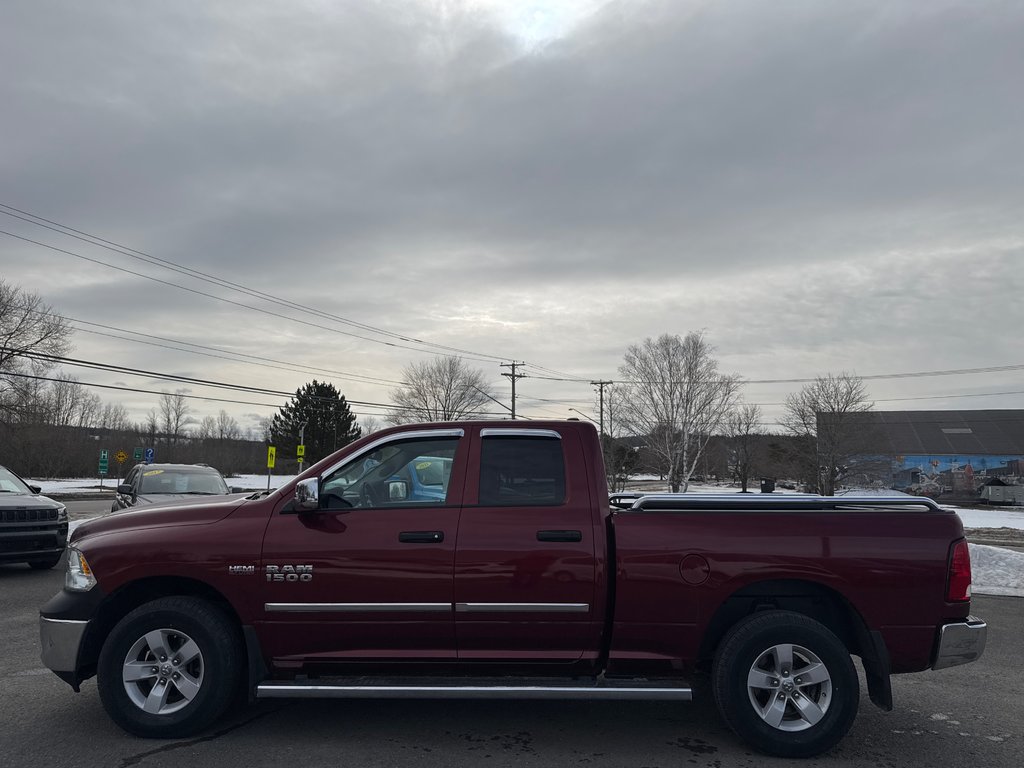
left=536, top=530, right=582, bottom=543
left=399, top=531, right=444, bottom=544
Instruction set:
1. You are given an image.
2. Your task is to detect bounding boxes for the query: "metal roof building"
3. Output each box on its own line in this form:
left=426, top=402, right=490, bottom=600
left=860, top=410, right=1024, bottom=456
left=852, top=410, right=1024, bottom=498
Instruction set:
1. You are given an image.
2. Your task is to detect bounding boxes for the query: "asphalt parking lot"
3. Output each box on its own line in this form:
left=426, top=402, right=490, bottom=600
left=0, top=551, right=1019, bottom=768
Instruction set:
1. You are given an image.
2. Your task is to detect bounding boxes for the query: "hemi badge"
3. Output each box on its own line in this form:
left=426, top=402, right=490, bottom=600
left=228, top=565, right=256, bottom=575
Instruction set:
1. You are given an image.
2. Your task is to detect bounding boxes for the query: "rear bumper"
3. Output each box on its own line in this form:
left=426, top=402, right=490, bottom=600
left=932, top=615, right=987, bottom=670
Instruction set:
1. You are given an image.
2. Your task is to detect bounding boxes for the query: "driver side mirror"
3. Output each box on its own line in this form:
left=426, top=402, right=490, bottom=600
left=388, top=480, right=409, bottom=501
left=117, top=483, right=133, bottom=495
left=28, top=484, right=41, bottom=494
left=293, top=477, right=320, bottom=512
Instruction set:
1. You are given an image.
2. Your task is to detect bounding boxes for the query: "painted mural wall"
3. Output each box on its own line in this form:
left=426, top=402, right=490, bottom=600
left=891, top=455, right=1023, bottom=496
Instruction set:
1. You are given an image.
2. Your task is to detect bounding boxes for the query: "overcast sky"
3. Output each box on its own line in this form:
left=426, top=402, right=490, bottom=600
left=2, top=0, right=1022, bottom=435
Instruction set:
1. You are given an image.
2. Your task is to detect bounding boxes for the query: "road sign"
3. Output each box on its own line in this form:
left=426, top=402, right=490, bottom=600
left=296, top=444, right=305, bottom=458
left=267, top=446, right=276, bottom=469
left=98, top=449, right=109, bottom=476
left=133, top=447, right=143, bottom=461
left=99, top=449, right=109, bottom=461
left=115, top=450, right=128, bottom=464
left=144, top=448, right=155, bottom=464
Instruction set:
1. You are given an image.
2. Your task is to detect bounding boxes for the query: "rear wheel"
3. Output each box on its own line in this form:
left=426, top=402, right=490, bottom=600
left=712, top=611, right=859, bottom=758
left=98, top=597, right=242, bottom=738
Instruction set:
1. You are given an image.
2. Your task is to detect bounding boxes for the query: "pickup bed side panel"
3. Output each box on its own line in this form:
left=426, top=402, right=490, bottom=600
left=608, top=510, right=970, bottom=673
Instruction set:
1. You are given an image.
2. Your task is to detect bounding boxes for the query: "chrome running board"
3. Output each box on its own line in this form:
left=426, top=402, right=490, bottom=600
left=256, top=677, right=692, bottom=701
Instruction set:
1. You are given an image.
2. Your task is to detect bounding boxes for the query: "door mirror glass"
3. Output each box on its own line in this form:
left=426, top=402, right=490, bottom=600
left=116, top=483, right=133, bottom=495
left=293, top=477, right=320, bottom=512
left=388, top=480, right=409, bottom=501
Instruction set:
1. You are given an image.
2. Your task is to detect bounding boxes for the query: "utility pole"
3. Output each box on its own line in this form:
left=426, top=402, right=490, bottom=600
left=297, top=421, right=308, bottom=473
left=590, top=380, right=612, bottom=439
left=591, top=380, right=613, bottom=489
left=500, top=361, right=526, bottom=419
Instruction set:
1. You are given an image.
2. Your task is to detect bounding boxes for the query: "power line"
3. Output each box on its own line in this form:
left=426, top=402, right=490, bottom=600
left=1, top=348, right=515, bottom=417
left=0, top=203, right=509, bottom=363
left=0, top=369, right=517, bottom=421
left=0, top=228, right=500, bottom=364
left=61, top=315, right=405, bottom=387
left=527, top=362, right=1024, bottom=386
left=5, top=205, right=1020, bottom=404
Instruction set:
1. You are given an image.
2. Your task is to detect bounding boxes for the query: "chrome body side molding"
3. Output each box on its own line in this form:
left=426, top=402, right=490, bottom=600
left=265, top=603, right=452, bottom=613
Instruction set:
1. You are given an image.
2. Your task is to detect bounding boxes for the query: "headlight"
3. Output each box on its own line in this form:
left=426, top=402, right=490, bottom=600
left=56, top=505, right=68, bottom=521
left=65, top=547, right=96, bottom=592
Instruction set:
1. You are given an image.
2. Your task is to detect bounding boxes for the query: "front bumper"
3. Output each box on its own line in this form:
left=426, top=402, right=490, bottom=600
left=40, top=617, right=88, bottom=674
left=0, top=523, right=67, bottom=563
left=932, top=615, right=987, bottom=670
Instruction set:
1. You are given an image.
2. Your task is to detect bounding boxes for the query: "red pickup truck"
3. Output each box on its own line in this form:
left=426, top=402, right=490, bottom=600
left=39, top=420, right=986, bottom=757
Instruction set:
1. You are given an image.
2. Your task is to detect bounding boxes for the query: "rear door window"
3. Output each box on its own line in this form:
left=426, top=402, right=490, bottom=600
left=478, top=436, right=566, bottom=506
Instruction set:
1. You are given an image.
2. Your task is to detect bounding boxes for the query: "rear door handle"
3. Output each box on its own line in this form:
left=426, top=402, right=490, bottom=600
left=536, top=530, right=582, bottom=543
left=399, top=531, right=444, bottom=543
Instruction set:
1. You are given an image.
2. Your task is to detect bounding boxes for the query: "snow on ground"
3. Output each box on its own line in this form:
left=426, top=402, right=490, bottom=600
left=970, top=545, right=1024, bottom=597
left=941, top=505, right=1024, bottom=530
left=29, top=478, right=117, bottom=494
left=31, top=474, right=299, bottom=494
left=228, top=473, right=297, bottom=489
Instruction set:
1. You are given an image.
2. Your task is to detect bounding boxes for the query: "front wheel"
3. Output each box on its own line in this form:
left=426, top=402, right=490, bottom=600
left=97, top=597, right=242, bottom=738
left=712, top=611, right=859, bottom=758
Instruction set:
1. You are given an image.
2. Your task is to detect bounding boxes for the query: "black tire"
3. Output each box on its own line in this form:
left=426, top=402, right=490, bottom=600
left=28, top=554, right=63, bottom=570
left=712, top=611, right=859, bottom=758
left=97, top=597, right=242, bottom=738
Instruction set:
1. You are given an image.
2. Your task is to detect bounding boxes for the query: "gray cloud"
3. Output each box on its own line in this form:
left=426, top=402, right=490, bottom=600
left=2, top=0, right=1022, bottom=427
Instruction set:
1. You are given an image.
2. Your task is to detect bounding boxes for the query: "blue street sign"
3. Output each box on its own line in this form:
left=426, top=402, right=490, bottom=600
left=144, top=448, right=155, bottom=464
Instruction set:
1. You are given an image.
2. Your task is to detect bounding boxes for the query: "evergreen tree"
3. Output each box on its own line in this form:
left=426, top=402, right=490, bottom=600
left=269, top=381, right=361, bottom=467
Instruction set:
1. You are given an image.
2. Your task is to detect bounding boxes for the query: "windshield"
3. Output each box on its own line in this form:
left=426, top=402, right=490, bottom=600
left=0, top=466, right=31, bottom=494
left=138, top=468, right=229, bottom=495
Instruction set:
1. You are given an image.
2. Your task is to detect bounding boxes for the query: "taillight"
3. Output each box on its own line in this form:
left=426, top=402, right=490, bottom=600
left=946, top=539, right=972, bottom=602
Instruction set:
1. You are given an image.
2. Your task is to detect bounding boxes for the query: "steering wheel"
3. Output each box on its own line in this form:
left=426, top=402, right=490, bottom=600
left=360, top=483, right=382, bottom=508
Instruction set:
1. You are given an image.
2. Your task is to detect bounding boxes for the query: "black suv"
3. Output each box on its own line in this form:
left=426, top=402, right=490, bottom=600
left=112, top=463, right=238, bottom=512
left=0, top=464, right=68, bottom=569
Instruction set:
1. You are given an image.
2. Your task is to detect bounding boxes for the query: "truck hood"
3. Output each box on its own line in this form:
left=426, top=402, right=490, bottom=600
left=127, top=491, right=249, bottom=509
left=71, top=493, right=249, bottom=543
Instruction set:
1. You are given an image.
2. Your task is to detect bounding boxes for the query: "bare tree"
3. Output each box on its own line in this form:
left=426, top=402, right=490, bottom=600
left=387, top=356, right=496, bottom=424
left=196, top=415, right=218, bottom=441
left=360, top=415, right=383, bottom=436
left=143, top=409, right=160, bottom=446
left=215, top=410, right=241, bottom=440
left=158, top=390, right=193, bottom=450
left=725, top=403, right=763, bottom=492
left=781, top=372, right=874, bottom=495
left=46, top=375, right=93, bottom=427
left=619, top=332, right=740, bottom=492
left=0, top=280, right=73, bottom=416
left=99, top=402, right=132, bottom=432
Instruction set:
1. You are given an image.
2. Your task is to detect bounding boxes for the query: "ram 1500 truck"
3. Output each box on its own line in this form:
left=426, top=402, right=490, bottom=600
left=39, top=421, right=986, bottom=757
